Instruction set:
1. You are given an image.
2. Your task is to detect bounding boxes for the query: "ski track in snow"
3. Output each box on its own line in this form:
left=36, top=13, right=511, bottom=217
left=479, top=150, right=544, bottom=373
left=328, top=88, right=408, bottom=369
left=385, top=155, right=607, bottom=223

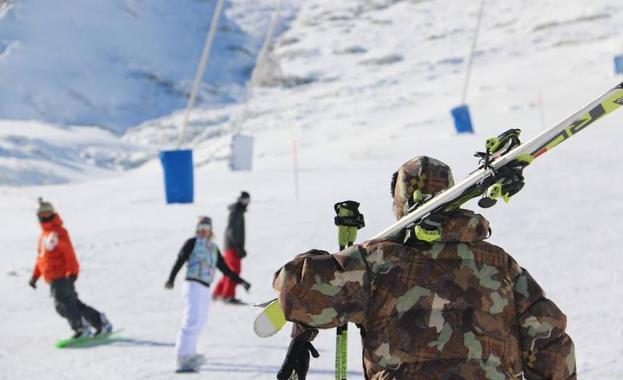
left=3, top=0, right=623, bottom=378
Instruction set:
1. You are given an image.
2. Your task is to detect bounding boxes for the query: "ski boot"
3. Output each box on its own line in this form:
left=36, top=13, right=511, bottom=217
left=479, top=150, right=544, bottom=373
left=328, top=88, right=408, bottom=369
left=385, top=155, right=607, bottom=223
left=176, top=355, right=203, bottom=373
left=71, top=326, right=93, bottom=339
left=94, top=313, right=113, bottom=336
left=223, top=297, right=246, bottom=305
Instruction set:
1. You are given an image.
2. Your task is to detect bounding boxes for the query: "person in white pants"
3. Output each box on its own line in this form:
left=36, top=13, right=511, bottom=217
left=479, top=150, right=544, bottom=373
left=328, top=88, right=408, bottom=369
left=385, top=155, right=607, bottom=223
left=165, top=216, right=251, bottom=373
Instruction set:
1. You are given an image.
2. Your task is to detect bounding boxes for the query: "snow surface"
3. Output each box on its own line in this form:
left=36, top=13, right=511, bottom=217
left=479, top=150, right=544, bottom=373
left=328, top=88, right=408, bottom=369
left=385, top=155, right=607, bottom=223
left=2, top=0, right=623, bottom=378
left=0, top=120, right=147, bottom=186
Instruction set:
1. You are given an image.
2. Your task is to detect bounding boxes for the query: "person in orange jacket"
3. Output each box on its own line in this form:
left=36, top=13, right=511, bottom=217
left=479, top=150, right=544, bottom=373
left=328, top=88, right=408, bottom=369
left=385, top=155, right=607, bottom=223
left=29, top=198, right=112, bottom=339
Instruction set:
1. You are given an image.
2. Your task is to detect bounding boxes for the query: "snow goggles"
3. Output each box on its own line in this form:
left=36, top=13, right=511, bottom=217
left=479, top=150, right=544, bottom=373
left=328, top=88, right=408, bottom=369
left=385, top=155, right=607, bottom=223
left=197, top=224, right=212, bottom=232
left=37, top=212, right=55, bottom=223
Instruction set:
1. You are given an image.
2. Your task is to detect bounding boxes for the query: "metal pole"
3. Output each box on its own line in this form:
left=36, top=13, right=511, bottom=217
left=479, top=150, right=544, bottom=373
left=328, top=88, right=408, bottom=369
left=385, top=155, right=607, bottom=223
left=251, top=0, right=284, bottom=87
left=177, top=0, right=226, bottom=148
left=232, top=0, right=284, bottom=135
left=460, top=0, right=486, bottom=105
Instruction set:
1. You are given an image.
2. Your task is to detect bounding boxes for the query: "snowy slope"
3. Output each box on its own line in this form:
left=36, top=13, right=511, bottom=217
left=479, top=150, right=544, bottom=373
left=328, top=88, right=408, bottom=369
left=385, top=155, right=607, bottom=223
left=132, top=0, right=623, bottom=161
left=0, top=0, right=297, bottom=185
left=0, top=0, right=295, bottom=131
left=2, top=0, right=623, bottom=379
left=0, top=120, right=147, bottom=186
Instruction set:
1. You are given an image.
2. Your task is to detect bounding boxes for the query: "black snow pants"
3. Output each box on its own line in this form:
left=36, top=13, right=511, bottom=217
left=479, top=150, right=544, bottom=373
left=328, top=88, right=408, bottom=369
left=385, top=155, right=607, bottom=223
left=50, top=278, right=102, bottom=332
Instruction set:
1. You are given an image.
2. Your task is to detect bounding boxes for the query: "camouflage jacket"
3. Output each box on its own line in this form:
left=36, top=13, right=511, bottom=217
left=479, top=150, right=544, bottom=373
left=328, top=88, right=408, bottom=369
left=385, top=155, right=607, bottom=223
left=273, top=210, right=576, bottom=380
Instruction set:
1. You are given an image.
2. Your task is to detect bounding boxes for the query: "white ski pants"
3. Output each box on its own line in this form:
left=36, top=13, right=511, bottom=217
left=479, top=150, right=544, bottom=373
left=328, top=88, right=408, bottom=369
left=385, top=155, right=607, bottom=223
left=176, top=280, right=212, bottom=357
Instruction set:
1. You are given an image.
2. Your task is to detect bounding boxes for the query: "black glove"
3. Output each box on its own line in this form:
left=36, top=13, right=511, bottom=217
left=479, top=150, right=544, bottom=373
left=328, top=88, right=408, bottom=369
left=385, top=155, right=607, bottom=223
left=240, top=280, right=251, bottom=292
left=237, top=248, right=247, bottom=259
left=28, top=277, right=37, bottom=289
left=67, top=275, right=77, bottom=284
left=276, top=339, right=319, bottom=380
left=164, top=279, right=174, bottom=289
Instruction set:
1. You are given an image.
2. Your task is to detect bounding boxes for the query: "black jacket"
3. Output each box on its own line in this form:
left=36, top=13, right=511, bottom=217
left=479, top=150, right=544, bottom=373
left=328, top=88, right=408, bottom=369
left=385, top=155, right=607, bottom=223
left=224, top=202, right=246, bottom=257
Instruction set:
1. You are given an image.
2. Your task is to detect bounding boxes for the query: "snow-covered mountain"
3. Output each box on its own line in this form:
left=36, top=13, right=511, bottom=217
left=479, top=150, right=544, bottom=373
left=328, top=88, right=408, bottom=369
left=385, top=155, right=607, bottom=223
left=0, top=120, right=147, bottom=185
left=3, top=0, right=623, bottom=379
left=131, top=0, right=623, bottom=159
left=3, top=0, right=623, bottom=187
left=0, top=0, right=296, bottom=185
left=0, top=0, right=294, bottom=132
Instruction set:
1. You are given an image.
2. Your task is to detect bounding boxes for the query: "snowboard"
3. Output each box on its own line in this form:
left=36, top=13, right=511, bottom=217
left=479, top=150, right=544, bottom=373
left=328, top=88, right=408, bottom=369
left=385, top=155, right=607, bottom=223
left=54, top=330, right=122, bottom=349
left=253, top=298, right=286, bottom=338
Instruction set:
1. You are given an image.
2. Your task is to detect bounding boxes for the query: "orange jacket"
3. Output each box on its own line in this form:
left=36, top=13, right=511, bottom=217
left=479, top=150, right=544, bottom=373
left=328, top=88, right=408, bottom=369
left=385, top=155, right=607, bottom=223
left=32, top=214, right=80, bottom=283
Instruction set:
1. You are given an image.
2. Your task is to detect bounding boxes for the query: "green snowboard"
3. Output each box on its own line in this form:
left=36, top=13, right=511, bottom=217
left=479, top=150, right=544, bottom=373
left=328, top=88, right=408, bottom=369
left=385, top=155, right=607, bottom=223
left=55, top=330, right=121, bottom=349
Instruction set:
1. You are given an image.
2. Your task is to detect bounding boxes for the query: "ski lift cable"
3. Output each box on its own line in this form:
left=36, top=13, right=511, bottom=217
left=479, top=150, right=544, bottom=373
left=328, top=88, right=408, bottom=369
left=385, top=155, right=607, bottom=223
left=461, top=0, right=486, bottom=105
left=177, top=0, right=226, bottom=149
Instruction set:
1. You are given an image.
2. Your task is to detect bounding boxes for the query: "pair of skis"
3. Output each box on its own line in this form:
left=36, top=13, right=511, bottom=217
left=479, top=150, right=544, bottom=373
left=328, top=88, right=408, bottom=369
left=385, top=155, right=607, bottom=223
left=254, top=81, right=623, bottom=375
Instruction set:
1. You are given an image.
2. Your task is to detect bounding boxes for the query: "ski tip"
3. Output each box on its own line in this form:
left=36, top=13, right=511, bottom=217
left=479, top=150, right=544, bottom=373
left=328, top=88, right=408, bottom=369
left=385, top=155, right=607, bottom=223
left=253, top=299, right=287, bottom=338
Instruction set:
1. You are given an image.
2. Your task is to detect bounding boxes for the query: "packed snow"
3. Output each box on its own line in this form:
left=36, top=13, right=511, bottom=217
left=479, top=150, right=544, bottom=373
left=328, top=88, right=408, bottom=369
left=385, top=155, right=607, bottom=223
left=2, top=0, right=623, bottom=379
left=0, top=120, right=147, bottom=186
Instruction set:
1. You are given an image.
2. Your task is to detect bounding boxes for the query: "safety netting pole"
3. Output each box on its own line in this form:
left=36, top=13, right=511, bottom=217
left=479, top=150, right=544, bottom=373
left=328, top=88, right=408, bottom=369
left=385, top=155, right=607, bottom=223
left=451, top=0, right=486, bottom=134
left=160, top=0, right=225, bottom=204
left=230, top=0, right=284, bottom=171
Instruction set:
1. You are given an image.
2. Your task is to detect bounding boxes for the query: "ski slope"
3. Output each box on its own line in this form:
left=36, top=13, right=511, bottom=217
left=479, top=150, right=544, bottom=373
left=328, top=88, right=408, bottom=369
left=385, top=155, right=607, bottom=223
left=2, top=0, right=623, bottom=379
left=0, top=120, right=147, bottom=186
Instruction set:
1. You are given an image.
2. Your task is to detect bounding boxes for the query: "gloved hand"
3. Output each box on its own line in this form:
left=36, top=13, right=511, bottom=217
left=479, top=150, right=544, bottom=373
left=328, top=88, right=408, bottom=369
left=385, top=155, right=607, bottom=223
left=67, top=275, right=77, bottom=284
left=276, top=339, right=319, bottom=380
left=241, top=280, right=251, bottom=292
left=237, top=249, right=247, bottom=259
left=164, top=279, right=174, bottom=289
left=28, top=277, right=37, bottom=289
left=334, top=200, right=365, bottom=249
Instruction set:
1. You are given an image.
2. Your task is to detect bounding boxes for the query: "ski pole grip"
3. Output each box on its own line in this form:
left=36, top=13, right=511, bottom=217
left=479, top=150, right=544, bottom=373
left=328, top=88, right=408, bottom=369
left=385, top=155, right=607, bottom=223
left=334, top=200, right=365, bottom=247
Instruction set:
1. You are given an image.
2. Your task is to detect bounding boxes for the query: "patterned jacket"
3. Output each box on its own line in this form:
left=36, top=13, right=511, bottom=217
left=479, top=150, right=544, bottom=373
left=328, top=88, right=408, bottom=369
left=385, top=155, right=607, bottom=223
left=273, top=210, right=576, bottom=380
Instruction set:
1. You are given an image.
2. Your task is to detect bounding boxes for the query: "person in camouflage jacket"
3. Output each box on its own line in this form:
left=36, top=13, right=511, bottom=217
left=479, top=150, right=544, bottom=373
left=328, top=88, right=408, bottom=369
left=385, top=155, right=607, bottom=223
left=273, top=156, right=576, bottom=380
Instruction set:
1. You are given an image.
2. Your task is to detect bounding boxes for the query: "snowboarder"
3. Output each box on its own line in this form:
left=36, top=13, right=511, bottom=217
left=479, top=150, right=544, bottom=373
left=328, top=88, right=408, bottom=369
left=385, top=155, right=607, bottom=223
left=273, top=156, right=576, bottom=380
left=212, top=191, right=251, bottom=304
left=165, top=216, right=251, bottom=373
left=28, top=198, right=112, bottom=339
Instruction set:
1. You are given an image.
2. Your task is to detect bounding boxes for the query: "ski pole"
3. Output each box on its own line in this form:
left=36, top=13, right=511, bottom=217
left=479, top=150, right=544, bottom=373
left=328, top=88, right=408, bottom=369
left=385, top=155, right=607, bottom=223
left=333, top=201, right=365, bottom=380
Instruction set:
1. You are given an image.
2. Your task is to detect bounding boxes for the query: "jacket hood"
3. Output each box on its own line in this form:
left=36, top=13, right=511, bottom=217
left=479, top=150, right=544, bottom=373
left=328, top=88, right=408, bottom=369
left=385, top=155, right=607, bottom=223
left=392, top=156, right=454, bottom=220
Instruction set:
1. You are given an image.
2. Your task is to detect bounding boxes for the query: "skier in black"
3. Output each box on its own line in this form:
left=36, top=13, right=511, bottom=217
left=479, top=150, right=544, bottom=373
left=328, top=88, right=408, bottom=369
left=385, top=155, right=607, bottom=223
left=212, top=191, right=250, bottom=304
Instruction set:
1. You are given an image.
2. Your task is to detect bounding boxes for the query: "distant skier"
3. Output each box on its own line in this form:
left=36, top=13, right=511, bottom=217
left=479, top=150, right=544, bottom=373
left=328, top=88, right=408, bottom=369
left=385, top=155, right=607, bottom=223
left=28, top=198, right=112, bottom=339
left=273, top=157, right=576, bottom=380
left=212, top=191, right=251, bottom=304
left=165, top=216, right=251, bottom=373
